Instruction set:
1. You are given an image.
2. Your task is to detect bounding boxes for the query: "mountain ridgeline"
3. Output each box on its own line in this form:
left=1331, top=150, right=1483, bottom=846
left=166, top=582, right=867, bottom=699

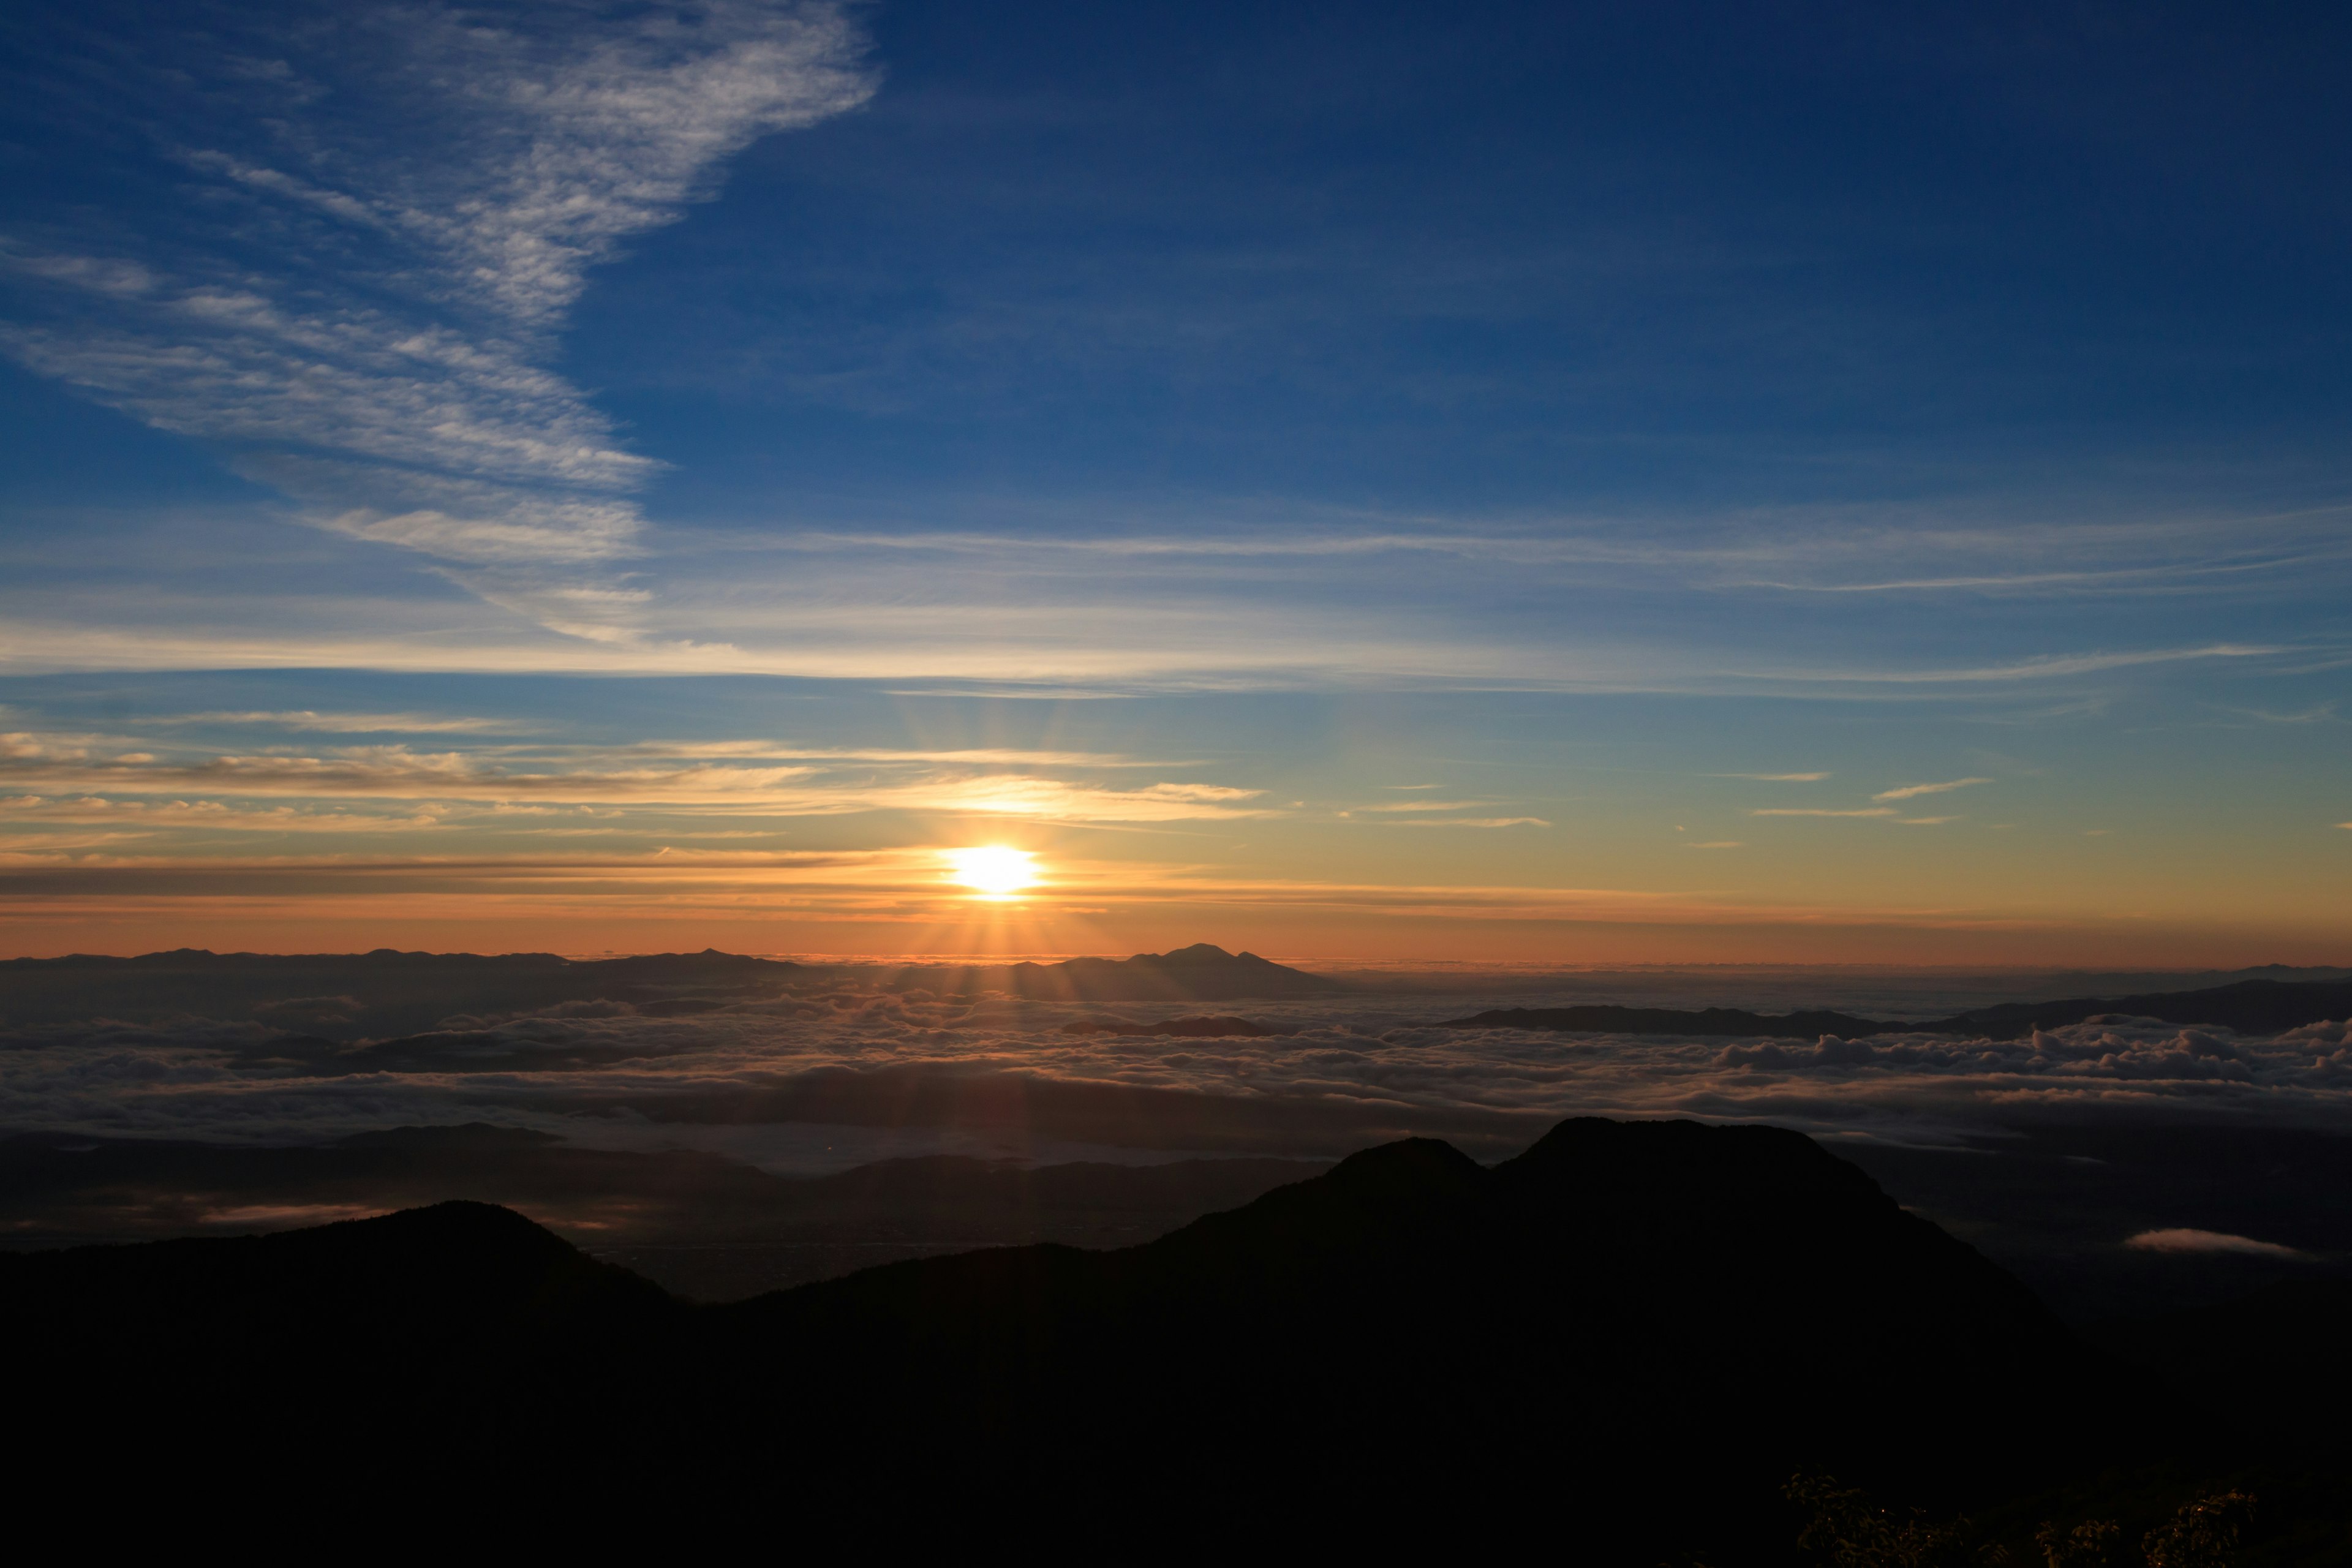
left=1443, top=975, right=2352, bottom=1039
left=7, top=944, right=2345, bottom=1041
left=0, top=941, right=1340, bottom=1037
left=9, top=1115, right=2285, bottom=1558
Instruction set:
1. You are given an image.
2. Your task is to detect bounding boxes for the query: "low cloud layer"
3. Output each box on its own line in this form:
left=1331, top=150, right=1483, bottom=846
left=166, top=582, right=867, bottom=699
left=2124, top=1227, right=2302, bottom=1258
left=6, top=990, right=2349, bottom=1164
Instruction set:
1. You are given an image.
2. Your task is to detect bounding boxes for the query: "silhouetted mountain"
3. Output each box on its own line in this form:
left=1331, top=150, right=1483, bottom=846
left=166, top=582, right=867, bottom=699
left=2, top=1199, right=677, bottom=1496
left=1441, top=1003, right=1889, bottom=1036
left=919, top=942, right=1344, bottom=1001
left=0, top=1125, right=1324, bottom=1294
left=1919, top=976, right=2352, bottom=1038
left=3, top=1117, right=2178, bottom=1556
left=1442, top=976, right=2352, bottom=1039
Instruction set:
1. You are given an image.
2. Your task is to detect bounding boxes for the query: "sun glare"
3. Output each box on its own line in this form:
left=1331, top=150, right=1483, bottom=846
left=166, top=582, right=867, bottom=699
left=944, top=846, right=1038, bottom=900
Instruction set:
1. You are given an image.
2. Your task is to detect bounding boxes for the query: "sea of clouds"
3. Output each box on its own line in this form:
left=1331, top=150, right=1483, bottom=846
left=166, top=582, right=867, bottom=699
left=6, top=986, right=2351, bottom=1170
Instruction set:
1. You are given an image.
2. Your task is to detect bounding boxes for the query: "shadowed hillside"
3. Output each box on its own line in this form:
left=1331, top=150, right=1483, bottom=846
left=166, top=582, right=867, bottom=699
left=13, top=1115, right=2308, bottom=1558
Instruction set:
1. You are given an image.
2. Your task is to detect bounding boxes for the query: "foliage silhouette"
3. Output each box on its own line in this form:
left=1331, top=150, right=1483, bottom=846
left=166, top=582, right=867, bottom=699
left=1789, top=1474, right=1972, bottom=1568
left=2141, top=1493, right=2255, bottom=1568
left=2038, top=1518, right=2128, bottom=1567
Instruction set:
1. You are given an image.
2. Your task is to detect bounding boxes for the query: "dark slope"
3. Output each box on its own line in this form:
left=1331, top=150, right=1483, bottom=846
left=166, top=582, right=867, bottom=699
left=2085, top=1281, right=2352, bottom=1563
left=1, top=1198, right=672, bottom=1348
left=2, top=1200, right=679, bottom=1477
left=1441, top=976, right=2352, bottom=1038
left=2, top=1118, right=2166, bottom=1556
left=2097, top=1277, right=2352, bottom=1445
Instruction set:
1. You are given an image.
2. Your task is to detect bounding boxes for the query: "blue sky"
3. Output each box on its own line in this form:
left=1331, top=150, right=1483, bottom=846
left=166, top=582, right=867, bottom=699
left=0, top=0, right=2346, bottom=960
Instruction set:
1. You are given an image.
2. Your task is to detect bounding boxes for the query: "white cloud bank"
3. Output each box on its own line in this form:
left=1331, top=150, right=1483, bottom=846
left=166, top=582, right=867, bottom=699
left=4, top=1000, right=2350, bottom=1159
left=2124, top=1227, right=2302, bottom=1257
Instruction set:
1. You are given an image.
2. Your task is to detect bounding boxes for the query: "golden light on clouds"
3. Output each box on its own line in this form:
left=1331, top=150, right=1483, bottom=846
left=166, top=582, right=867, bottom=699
left=943, top=845, right=1038, bottom=900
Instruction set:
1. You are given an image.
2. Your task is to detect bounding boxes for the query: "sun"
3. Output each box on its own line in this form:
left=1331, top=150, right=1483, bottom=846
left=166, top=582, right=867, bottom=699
left=943, top=845, right=1038, bottom=900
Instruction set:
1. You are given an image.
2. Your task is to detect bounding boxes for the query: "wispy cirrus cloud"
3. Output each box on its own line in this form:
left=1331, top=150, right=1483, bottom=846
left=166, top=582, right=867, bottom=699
left=0, top=1, right=874, bottom=641
left=1751, top=807, right=1898, bottom=818
left=0, top=728, right=1273, bottom=822
left=1354, top=799, right=1499, bottom=813
left=611, top=742, right=1189, bottom=768
left=0, top=796, right=445, bottom=833
left=162, top=711, right=529, bottom=734
left=701, top=511, right=2352, bottom=592
left=1747, top=644, right=2283, bottom=685
left=1342, top=797, right=1550, bottom=827
left=1873, top=777, right=1992, bottom=802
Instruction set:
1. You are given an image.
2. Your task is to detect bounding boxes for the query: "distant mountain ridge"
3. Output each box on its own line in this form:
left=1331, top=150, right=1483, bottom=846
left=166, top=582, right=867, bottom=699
left=10, top=946, right=2345, bottom=1044
left=0, top=944, right=791, bottom=977
left=0, top=942, right=1343, bottom=1034
left=911, top=942, right=1344, bottom=1001
left=1921, top=976, right=2352, bottom=1038
left=1444, top=974, right=2352, bottom=1039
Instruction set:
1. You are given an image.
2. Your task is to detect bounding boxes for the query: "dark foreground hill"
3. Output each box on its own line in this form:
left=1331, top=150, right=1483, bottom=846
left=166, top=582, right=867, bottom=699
left=1443, top=975, right=2352, bottom=1039
left=7, top=1116, right=2249, bottom=1558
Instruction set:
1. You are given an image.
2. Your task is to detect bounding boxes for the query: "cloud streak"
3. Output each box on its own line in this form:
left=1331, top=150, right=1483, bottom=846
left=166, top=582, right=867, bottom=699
left=2124, top=1228, right=2302, bottom=1257
left=1874, top=778, right=1992, bottom=802
left=164, top=712, right=529, bottom=734
left=1751, top=807, right=1899, bottom=818
left=0, top=728, right=1273, bottom=823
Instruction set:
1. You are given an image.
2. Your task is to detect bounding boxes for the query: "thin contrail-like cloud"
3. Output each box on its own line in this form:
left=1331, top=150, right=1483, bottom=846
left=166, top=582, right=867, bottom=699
left=1873, top=777, right=1992, bottom=802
